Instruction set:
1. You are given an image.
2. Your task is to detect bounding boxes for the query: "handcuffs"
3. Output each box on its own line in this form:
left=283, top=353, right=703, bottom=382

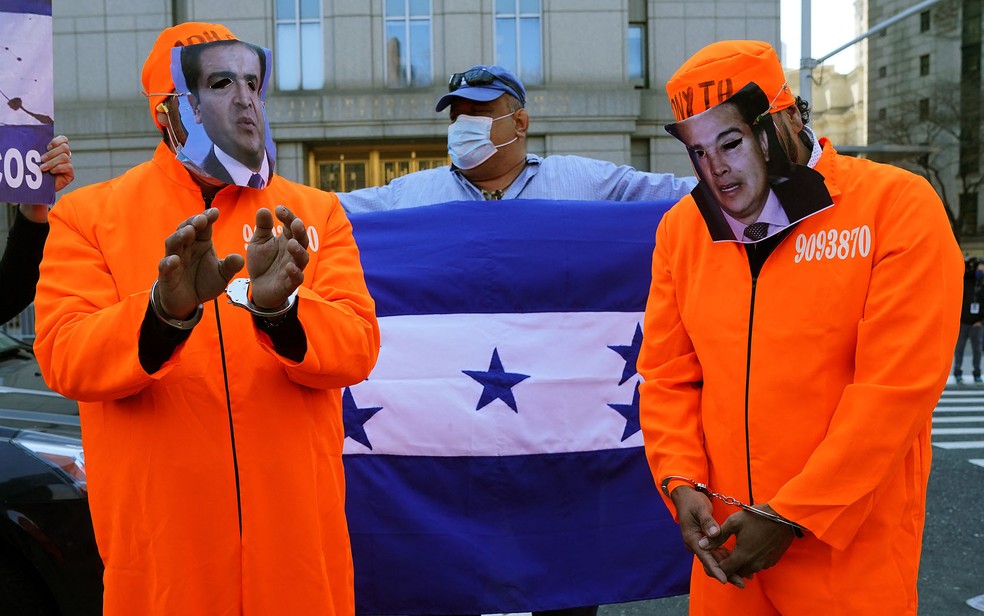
left=151, top=278, right=298, bottom=330
left=225, top=278, right=298, bottom=320
left=661, top=475, right=806, bottom=538
left=150, top=279, right=203, bottom=330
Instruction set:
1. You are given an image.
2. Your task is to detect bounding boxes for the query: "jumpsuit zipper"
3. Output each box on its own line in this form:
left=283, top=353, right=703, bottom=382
left=744, top=274, right=757, bottom=505
left=204, top=191, right=244, bottom=537
left=741, top=228, right=794, bottom=506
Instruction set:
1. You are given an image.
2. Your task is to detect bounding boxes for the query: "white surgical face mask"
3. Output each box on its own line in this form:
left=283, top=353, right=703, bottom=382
left=159, top=100, right=222, bottom=183
left=447, top=112, right=518, bottom=170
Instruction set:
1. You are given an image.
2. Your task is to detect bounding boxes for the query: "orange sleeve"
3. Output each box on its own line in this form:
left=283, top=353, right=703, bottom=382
left=768, top=174, right=962, bottom=549
left=33, top=187, right=178, bottom=402
left=638, top=209, right=709, bottom=518
left=252, top=195, right=380, bottom=389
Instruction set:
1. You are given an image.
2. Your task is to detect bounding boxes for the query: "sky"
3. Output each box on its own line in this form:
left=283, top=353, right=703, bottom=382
left=780, top=0, right=859, bottom=74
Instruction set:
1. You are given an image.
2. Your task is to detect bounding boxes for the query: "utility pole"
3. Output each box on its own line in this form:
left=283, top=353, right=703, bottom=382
left=800, top=0, right=811, bottom=101
left=798, top=0, right=943, bottom=102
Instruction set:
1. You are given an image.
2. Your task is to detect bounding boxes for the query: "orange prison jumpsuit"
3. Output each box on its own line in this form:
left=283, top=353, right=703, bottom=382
left=34, top=143, right=380, bottom=616
left=638, top=139, right=962, bottom=615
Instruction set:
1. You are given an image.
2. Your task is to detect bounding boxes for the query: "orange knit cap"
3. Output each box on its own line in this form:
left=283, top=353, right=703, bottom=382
left=141, top=22, right=237, bottom=130
left=666, top=40, right=794, bottom=122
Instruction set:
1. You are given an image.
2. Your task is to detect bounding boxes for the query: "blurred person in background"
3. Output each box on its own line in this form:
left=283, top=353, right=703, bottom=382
left=953, top=256, right=984, bottom=384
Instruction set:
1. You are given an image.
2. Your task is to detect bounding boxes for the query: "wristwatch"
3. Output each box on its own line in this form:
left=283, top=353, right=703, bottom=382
left=225, top=278, right=298, bottom=318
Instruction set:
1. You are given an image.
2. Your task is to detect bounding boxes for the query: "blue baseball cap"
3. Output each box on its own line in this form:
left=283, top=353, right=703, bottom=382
left=435, top=65, right=527, bottom=112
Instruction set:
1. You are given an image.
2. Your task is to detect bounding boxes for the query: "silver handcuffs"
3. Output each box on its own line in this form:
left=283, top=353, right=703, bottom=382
left=225, top=278, right=298, bottom=318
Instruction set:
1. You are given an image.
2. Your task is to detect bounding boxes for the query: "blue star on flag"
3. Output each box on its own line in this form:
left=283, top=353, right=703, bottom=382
left=342, top=387, right=383, bottom=450
left=463, top=347, right=530, bottom=412
left=608, top=323, right=643, bottom=385
left=608, top=381, right=641, bottom=442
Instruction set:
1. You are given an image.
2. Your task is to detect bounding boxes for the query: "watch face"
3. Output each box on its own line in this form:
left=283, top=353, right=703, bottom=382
left=170, top=41, right=276, bottom=188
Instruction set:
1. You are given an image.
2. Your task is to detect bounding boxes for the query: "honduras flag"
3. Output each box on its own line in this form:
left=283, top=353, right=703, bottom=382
left=345, top=200, right=690, bottom=615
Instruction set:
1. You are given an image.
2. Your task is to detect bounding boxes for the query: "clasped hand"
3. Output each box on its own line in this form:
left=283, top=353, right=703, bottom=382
left=156, top=205, right=310, bottom=318
left=670, top=486, right=795, bottom=589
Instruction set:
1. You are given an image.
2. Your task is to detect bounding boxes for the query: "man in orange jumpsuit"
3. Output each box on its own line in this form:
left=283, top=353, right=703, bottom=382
left=638, top=40, right=962, bottom=614
left=33, top=22, right=380, bottom=616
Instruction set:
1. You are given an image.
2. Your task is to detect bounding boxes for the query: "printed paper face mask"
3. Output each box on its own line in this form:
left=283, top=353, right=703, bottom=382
left=448, top=112, right=517, bottom=170
left=664, top=82, right=833, bottom=243
left=168, top=41, right=277, bottom=188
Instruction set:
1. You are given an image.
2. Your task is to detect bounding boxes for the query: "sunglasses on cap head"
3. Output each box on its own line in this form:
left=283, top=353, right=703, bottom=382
left=448, top=68, right=525, bottom=106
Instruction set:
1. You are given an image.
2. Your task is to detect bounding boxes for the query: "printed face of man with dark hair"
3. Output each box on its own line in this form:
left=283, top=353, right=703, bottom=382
left=189, top=42, right=265, bottom=171
left=672, top=102, right=771, bottom=225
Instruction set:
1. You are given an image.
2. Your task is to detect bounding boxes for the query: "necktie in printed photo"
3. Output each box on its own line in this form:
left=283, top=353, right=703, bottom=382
left=743, top=222, right=770, bottom=242
left=248, top=173, right=265, bottom=189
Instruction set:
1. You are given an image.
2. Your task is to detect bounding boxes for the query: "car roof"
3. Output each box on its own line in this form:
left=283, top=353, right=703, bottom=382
left=0, top=330, right=80, bottom=439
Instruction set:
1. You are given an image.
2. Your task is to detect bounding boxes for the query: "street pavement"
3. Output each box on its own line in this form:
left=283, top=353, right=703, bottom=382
left=920, top=380, right=984, bottom=615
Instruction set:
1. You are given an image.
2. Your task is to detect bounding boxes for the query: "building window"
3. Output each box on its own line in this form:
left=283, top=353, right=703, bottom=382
left=919, top=98, right=930, bottom=120
left=920, top=10, right=931, bottom=32
left=384, top=0, right=432, bottom=87
left=920, top=54, right=930, bottom=76
left=878, top=65, right=887, bottom=78
left=495, top=0, right=542, bottom=85
left=275, top=0, right=324, bottom=90
left=312, top=143, right=448, bottom=191
left=628, top=23, right=647, bottom=87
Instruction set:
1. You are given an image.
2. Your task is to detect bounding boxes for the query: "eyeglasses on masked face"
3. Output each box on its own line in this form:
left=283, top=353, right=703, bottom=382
left=448, top=68, right=525, bottom=106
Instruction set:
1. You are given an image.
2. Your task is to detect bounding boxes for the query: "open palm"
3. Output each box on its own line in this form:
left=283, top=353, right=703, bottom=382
left=157, top=208, right=244, bottom=318
left=246, top=205, right=310, bottom=309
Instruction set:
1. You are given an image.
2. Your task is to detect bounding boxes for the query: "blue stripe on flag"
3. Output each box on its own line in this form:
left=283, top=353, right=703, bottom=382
left=350, top=200, right=673, bottom=317
left=346, top=450, right=691, bottom=614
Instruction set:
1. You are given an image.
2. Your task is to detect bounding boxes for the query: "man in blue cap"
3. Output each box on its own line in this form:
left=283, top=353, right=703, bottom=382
left=338, top=64, right=694, bottom=211
left=339, top=65, right=693, bottom=616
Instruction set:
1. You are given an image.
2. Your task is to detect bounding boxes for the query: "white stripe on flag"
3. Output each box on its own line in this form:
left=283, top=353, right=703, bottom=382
left=347, top=311, right=644, bottom=457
